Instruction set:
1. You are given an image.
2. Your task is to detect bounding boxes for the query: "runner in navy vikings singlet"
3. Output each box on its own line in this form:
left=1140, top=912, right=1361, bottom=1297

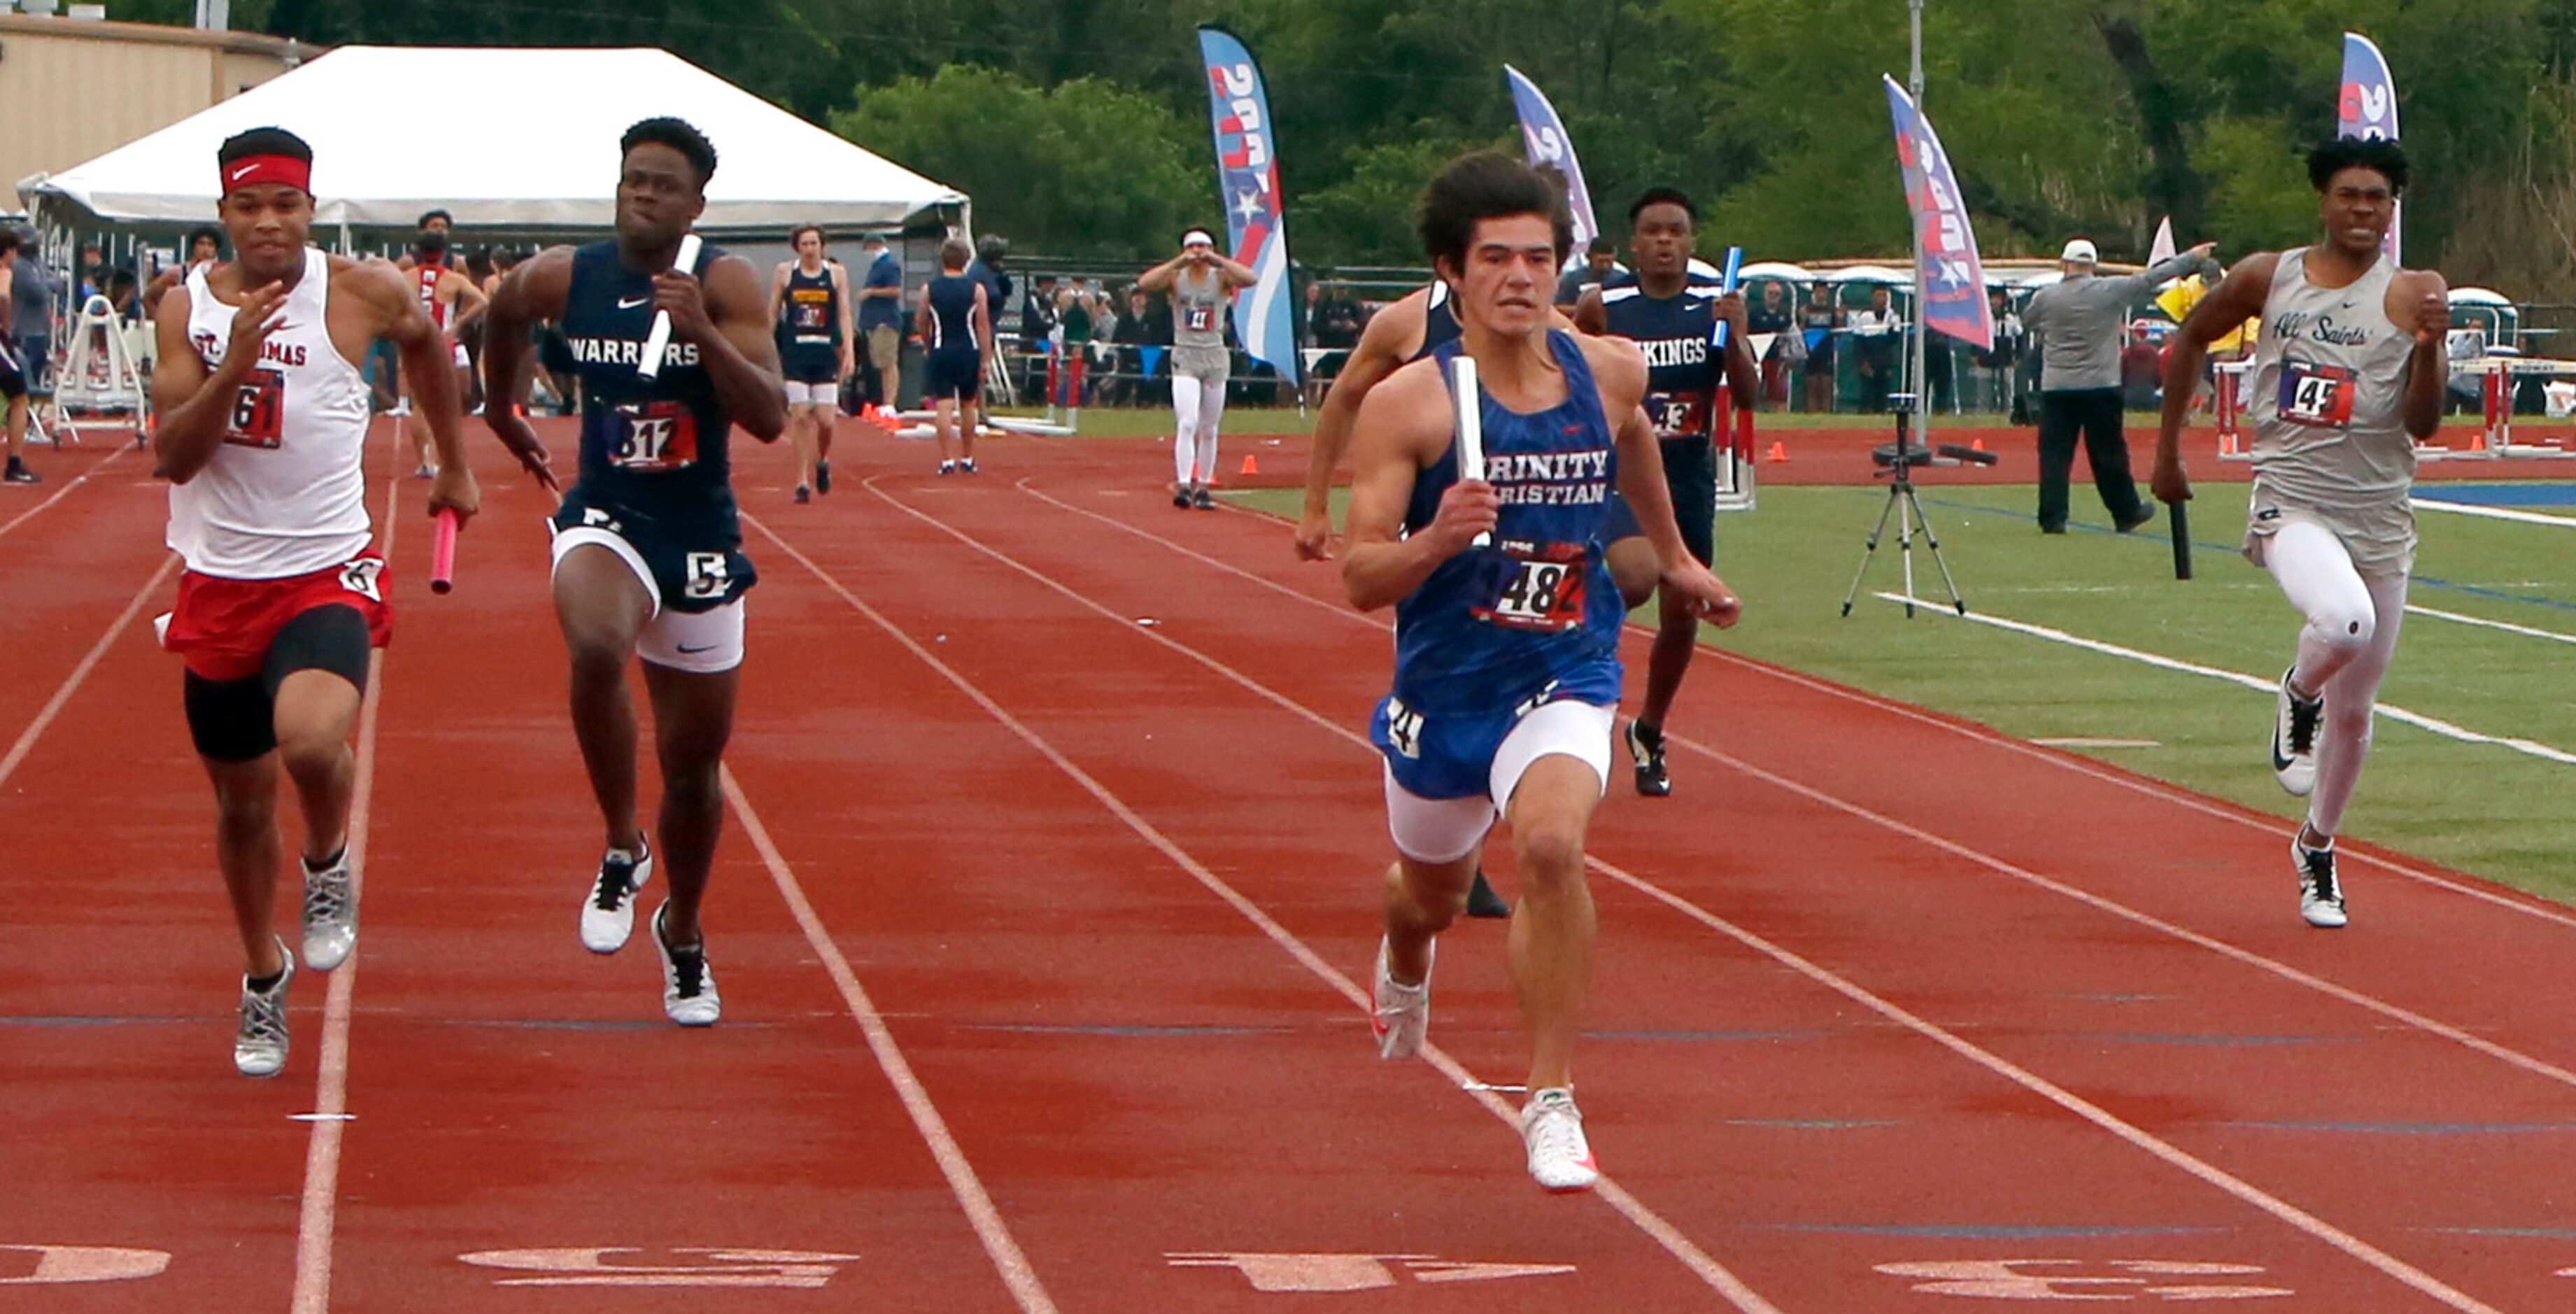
left=1573, top=188, right=1758, bottom=797
left=483, top=117, right=788, bottom=1026
left=1344, top=153, right=1741, bottom=1193
left=917, top=237, right=991, bottom=475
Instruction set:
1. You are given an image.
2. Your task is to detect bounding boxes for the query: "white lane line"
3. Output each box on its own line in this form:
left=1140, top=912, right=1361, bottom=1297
left=290, top=476, right=402, bottom=1313
left=1027, top=482, right=2576, bottom=1075
left=718, top=755, right=1062, bottom=1314
left=1064, top=483, right=2576, bottom=933
left=779, top=490, right=1784, bottom=1313
left=1874, top=591, right=2576, bottom=768
left=2415, top=499, right=2576, bottom=528
left=0, top=443, right=128, bottom=543
left=2407, top=602, right=2576, bottom=647
left=919, top=483, right=2504, bottom=1313
left=0, top=557, right=174, bottom=792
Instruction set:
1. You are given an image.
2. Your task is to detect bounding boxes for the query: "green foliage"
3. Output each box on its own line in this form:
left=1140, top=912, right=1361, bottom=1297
left=830, top=66, right=1212, bottom=258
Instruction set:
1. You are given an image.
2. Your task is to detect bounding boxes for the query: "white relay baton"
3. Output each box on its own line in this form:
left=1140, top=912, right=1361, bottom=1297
left=1449, top=354, right=1491, bottom=548
left=637, top=232, right=702, bottom=380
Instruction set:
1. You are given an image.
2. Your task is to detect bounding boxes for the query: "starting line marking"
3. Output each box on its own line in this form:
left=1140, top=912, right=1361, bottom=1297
left=1878, top=1259, right=2293, bottom=1301
left=0, top=1245, right=170, bottom=1285
left=2416, top=500, right=2576, bottom=528
left=458, top=1248, right=859, bottom=1289
left=1871, top=592, right=2576, bottom=767
left=1167, top=1252, right=1576, bottom=1292
left=2032, top=737, right=2161, bottom=749
left=2407, top=602, right=2576, bottom=647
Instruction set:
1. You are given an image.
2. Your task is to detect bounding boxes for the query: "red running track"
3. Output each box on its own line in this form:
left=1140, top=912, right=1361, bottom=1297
left=3, top=418, right=2574, bottom=1311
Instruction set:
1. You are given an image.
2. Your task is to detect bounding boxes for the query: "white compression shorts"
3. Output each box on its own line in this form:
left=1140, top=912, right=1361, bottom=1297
left=548, top=525, right=746, bottom=674
left=785, top=379, right=840, bottom=409
left=1382, top=700, right=1614, bottom=863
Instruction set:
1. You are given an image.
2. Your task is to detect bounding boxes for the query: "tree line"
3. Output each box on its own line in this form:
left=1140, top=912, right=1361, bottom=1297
left=127, top=0, right=2576, bottom=299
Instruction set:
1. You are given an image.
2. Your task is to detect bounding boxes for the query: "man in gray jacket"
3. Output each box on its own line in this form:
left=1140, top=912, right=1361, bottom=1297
left=2023, top=236, right=2214, bottom=532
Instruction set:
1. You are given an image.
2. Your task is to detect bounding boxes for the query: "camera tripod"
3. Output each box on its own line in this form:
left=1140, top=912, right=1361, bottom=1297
left=1838, top=395, right=1990, bottom=619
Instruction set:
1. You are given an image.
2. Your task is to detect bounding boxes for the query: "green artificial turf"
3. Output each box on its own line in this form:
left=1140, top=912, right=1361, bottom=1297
left=1238, top=481, right=2576, bottom=902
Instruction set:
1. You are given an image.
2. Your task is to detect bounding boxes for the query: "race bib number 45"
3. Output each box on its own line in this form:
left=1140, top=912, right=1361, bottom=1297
left=611, top=400, right=700, bottom=471
left=2278, top=359, right=2356, bottom=429
left=1472, top=542, right=1590, bottom=633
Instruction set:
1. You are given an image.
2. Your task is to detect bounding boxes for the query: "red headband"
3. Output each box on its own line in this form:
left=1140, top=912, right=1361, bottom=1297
left=220, top=154, right=311, bottom=195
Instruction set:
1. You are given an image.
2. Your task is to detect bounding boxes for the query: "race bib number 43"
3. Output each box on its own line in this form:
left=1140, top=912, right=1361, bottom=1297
left=611, top=400, right=700, bottom=471
left=2278, top=359, right=2356, bottom=428
left=1472, top=542, right=1590, bottom=633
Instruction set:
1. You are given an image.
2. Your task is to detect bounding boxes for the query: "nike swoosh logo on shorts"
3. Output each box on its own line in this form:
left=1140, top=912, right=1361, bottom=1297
left=618, top=295, right=652, bottom=309
left=676, top=642, right=721, bottom=654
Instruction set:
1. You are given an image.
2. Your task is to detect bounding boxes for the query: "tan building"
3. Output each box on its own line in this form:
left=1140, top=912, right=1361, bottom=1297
left=0, top=13, right=308, bottom=196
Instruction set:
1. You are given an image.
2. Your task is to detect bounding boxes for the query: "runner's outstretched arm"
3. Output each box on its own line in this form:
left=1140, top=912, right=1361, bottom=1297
left=480, top=246, right=572, bottom=488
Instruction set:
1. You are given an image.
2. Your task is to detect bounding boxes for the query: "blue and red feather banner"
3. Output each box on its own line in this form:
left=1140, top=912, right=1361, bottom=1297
left=1503, top=65, right=1599, bottom=260
left=1196, top=26, right=1298, bottom=385
left=2337, top=31, right=2401, bottom=263
left=1883, top=75, right=1993, bottom=352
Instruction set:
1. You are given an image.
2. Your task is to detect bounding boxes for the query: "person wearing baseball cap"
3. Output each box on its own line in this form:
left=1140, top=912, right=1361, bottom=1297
left=2020, top=233, right=2216, bottom=533
left=1140, top=228, right=1256, bottom=507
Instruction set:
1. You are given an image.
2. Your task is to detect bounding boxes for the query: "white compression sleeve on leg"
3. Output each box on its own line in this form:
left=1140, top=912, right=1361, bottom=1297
left=2307, top=571, right=2406, bottom=838
left=1172, top=375, right=1202, bottom=485
left=2265, top=518, right=2377, bottom=696
left=1192, top=376, right=1228, bottom=483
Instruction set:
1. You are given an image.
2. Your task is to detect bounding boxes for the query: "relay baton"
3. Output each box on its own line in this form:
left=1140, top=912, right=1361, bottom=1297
left=637, top=232, right=702, bottom=380
left=2167, top=500, right=2193, bottom=580
left=1710, top=246, right=1744, bottom=350
left=1449, top=354, right=1492, bottom=548
left=430, top=507, right=460, bottom=594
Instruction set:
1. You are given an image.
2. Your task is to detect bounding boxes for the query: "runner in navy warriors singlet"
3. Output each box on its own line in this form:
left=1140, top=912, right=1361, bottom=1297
left=917, top=236, right=991, bottom=475
left=1343, top=153, right=1741, bottom=1193
left=1573, top=188, right=1758, bottom=797
left=768, top=225, right=854, bottom=502
left=483, top=117, right=788, bottom=1027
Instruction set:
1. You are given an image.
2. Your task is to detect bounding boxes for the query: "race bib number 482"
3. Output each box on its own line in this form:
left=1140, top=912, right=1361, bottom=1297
left=2277, top=359, right=2356, bottom=429
left=1471, top=542, right=1590, bottom=633
left=611, top=400, right=700, bottom=471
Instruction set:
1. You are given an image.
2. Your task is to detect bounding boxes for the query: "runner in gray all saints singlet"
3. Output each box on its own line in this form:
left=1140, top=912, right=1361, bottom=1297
left=2152, top=136, right=2450, bottom=933
left=1139, top=229, right=1257, bottom=507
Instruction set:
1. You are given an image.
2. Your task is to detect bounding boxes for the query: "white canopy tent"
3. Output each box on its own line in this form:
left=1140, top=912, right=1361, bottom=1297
left=20, top=45, right=968, bottom=240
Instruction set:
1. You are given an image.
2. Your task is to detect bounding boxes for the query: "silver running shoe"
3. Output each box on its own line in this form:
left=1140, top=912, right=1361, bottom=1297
left=1520, top=1087, right=1600, bottom=1192
left=1371, top=938, right=1431, bottom=1060
left=652, top=902, right=721, bottom=1027
left=302, top=849, right=357, bottom=971
left=234, top=941, right=295, bottom=1078
left=580, top=845, right=653, bottom=954
left=2295, top=837, right=2348, bottom=929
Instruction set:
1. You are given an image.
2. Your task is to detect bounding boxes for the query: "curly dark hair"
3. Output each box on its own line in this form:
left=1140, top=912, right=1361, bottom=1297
left=621, top=117, right=718, bottom=190
left=2308, top=136, right=2409, bottom=195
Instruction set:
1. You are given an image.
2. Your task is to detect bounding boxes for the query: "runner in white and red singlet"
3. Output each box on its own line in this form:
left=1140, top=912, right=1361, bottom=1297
left=401, top=228, right=486, bottom=477
left=152, top=126, right=483, bottom=1078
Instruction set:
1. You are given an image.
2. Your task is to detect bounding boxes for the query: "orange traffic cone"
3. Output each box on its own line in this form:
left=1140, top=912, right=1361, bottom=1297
left=1240, top=453, right=1259, bottom=476
left=2470, top=432, right=2489, bottom=452
left=1765, top=441, right=1788, bottom=462
left=1971, top=438, right=1988, bottom=453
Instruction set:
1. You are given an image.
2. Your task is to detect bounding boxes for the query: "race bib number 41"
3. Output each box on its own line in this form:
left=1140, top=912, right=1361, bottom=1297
left=2277, top=359, right=2356, bottom=429
left=1472, top=542, right=1590, bottom=633
left=1183, top=304, right=1217, bottom=334
left=611, top=400, right=700, bottom=471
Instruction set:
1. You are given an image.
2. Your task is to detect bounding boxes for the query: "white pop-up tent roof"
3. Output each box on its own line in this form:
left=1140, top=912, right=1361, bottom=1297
left=22, top=45, right=967, bottom=236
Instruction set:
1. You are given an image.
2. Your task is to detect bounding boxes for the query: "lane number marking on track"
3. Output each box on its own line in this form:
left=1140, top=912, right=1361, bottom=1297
left=457, top=1248, right=859, bottom=1288
left=1166, top=1252, right=1577, bottom=1292
left=0, top=1245, right=171, bottom=1285
left=1876, top=1259, right=2293, bottom=1301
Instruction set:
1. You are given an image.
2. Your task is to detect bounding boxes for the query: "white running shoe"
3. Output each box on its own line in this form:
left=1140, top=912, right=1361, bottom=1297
left=1521, top=1087, right=1599, bottom=1192
left=302, top=848, right=357, bottom=971
left=2295, top=836, right=2348, bottom=928
left=234, top=941, right=295, bottom=1078
left=652, top=902, right=721, bottom=1027
left=2271, top=667, right=2323, bottom=796
left=1371, top=938, right=1431, bottom=1060
left=580, top=844, right=653, bottom=954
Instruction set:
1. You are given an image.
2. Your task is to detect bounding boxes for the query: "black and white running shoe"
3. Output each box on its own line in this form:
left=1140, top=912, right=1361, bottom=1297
left=2295, top=837, right=2347, bottom=928
left=580, top=843, right=653, bottom=954
left=1625, top=719, right=1672, bottom=797
left=2271, top=667, right=2323, bottom=796
left=652, top=902, right=722, bottom=1026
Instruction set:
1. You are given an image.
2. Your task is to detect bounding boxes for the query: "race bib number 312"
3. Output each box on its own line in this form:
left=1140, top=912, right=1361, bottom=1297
left=1472, top=543, right=1590, bottom=633
left=611, top=400, right=700, bottom=471
left=2277, top=359, right=2356, bottom=429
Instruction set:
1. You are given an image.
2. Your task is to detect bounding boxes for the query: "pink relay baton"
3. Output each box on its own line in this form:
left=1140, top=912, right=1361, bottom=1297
left=430, top=508, right=460, bottom=594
